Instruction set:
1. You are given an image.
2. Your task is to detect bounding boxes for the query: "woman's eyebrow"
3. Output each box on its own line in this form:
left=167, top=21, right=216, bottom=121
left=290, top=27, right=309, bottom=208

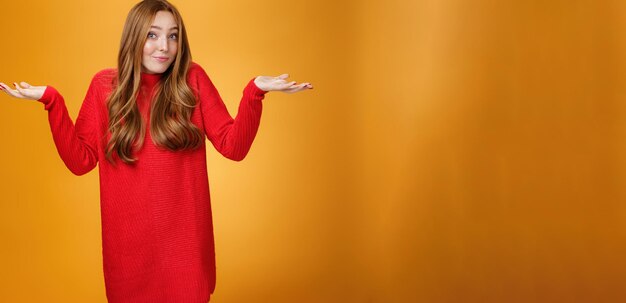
left=150, top=25, right=179, bottom=31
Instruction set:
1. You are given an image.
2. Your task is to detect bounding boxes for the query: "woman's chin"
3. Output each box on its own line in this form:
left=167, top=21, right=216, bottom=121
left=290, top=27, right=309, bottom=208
left=142, top=63, right=171, bottom=74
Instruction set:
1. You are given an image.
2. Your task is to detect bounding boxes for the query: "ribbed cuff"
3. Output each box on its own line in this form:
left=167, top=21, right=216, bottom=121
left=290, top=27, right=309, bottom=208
left=247, top=77, right=268, bottom=97
left=38, top=86, right=59, bottom=111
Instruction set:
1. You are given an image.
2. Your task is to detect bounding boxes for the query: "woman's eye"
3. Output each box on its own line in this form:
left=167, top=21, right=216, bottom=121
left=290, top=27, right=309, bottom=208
left=169, top=34, right=178, bottom=40
left=148, top=32, right=157, bottom=39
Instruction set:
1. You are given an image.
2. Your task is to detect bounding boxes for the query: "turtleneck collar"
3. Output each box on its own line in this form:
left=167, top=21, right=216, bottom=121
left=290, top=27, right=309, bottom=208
left=140, top=72, right=162, bottom=87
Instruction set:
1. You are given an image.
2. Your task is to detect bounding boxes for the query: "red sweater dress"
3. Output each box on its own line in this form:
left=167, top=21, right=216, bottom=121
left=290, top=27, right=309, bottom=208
left=37, top=62, right=266, bottom=303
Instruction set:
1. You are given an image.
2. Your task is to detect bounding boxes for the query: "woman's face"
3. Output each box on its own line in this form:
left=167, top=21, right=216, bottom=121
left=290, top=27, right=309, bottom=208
left=142, top=10, right=178, bottom=74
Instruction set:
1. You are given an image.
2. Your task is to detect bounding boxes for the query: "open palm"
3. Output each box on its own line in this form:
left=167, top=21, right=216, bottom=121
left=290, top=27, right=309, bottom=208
left=0, top=82, right=46, bottom=100
left=254, top=74, right=313, bottom=94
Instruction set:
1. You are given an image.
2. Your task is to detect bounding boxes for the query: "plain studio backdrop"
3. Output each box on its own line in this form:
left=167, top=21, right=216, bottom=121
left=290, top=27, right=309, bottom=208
left=1, top=1, right=626, bottom=302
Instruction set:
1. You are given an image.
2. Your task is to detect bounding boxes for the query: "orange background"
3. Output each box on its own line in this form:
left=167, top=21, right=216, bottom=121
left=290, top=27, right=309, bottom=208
left=1, top=1, right=626, bottom=302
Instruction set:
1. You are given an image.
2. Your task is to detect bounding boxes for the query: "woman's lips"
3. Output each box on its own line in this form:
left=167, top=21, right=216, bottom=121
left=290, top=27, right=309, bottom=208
left=153, top=56, right=169, bottom=63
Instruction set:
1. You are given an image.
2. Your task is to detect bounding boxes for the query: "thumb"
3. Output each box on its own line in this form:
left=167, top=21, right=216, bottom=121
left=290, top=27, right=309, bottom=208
left=277, top=74, right=289, bottom=80
left=20, top=82, right=31, bottom=88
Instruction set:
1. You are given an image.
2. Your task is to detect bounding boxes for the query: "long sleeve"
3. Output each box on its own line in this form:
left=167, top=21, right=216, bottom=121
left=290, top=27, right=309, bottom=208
left=38, top=75, right=100, bottom=175
left=194, top=65, right=267, bottom=161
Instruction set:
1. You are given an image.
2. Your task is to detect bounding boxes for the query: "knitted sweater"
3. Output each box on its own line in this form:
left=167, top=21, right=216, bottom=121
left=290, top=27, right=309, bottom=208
left=38, top=62, right=267, bottom=303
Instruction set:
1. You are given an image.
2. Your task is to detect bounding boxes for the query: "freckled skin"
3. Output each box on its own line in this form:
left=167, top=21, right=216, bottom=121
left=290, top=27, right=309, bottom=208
left=142, top=10, right=178, bottom=74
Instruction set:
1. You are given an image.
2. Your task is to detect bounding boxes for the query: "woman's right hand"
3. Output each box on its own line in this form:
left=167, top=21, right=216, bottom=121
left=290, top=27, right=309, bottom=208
left=0, top=82, right=47, bottom=100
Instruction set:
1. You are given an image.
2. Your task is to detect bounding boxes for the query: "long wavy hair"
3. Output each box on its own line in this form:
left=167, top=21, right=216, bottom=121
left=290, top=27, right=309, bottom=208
left=105, top=0, right=203, bottom=165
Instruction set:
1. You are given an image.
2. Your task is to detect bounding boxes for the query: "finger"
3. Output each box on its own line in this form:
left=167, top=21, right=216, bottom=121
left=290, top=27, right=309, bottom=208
left=285, top=84, right=313, bottom=93
left=0, top=83, right=11, bottom=95
left=298, top=81, right=313, bottom=89
left=14, top=82, right=30, bottom=98
left=279, top=81, right=297, bottom=89
left=20, top=81, right=31, bottom=88
left=282, top=85, right=306, bottom=94
left=277, top=74, right=289, bottom=80
left=291, top=83, right=311, bottom=89
left=14, top=82, right=26, bottom=94
left=0, top=83, right=23, bottom=98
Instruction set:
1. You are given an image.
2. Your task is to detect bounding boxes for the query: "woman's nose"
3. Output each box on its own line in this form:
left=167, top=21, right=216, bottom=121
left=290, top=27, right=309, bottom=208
left=158, top=37, right=168, bottom=51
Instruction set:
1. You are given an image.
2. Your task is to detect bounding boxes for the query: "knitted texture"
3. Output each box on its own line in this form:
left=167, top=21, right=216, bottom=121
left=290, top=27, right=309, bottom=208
left=38, top=62, right=266, bottom=303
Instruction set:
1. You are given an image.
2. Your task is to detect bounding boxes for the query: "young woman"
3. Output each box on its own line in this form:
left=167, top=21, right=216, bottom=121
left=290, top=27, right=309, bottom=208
left=0, top=0, right=312, bottom=302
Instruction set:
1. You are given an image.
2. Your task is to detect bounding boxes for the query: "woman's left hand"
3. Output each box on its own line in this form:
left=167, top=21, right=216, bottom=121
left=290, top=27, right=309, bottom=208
left=254, top=74, right=313, bottom=93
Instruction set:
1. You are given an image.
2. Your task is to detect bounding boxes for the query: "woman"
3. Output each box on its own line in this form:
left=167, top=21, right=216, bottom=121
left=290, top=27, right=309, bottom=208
left=0, top=0, right=312, bottom=302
